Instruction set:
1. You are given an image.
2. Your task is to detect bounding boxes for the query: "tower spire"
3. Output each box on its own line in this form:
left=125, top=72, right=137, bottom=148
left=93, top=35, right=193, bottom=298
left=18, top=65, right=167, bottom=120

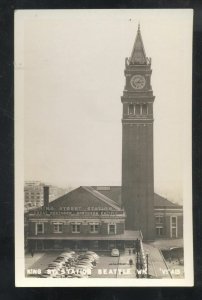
left=130, top=24, right=147, bottom=65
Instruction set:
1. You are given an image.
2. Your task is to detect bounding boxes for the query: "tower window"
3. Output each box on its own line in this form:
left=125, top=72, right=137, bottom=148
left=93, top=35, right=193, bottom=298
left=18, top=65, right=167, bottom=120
left=128, top=104, right=134, bottom=115
left=135, top=104, right=141, bottom=115
left=142, top=104, right=148, bottom=115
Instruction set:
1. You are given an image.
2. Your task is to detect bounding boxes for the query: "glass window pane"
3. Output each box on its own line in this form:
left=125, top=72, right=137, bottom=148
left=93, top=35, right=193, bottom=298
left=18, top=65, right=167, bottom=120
left=172, top=217, right=177, bottom=225
left=37, top=224, right=43, bottom=233
left=172, top=228, right=177, bottom=237
left=109, top=224, right=115, bottom=234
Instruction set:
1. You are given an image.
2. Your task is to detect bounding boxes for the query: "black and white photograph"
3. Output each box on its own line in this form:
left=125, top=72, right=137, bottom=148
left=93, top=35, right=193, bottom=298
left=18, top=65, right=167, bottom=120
left=15, top=9, right=193, bottom=287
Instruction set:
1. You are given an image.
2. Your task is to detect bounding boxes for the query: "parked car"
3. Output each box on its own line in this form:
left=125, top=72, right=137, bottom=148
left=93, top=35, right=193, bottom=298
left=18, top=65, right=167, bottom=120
left=61, top=252, right=74, bottom=257
left=111, top=249, right=119, bottom=257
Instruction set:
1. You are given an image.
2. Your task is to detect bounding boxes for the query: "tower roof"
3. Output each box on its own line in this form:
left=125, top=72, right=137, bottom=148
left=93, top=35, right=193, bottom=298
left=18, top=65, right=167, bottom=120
left=129, top=24, right=147, bottom=65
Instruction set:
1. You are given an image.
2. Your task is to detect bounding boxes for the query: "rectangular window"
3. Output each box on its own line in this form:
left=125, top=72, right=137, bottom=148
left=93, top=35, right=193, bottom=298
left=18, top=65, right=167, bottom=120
left=128, top=104, right=134, bottom=115
left=156, top=226, right=163, bottom=236
left=171, top=217, right=177, bottom=226
left=135, top=104, right=141, bottom=115
left=109, top=224, right=116, bottom=235
left=142, top=104, right=148, bottom=115
left=172, top=227, right=177, bottom=238
left=155, top=216, right=163, bottom=224
left=171, top=216, right=177, bottom=238
left=71, top=224, right=80, bottom=233
left=53, top=223, right=63, bottom=233
left=36, top=223, right=44, bottom=234
left=90, top=224, right=99, bottom=233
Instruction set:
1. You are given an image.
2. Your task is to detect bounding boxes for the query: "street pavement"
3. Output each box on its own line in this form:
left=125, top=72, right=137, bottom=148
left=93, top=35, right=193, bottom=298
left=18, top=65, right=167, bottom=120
left=25, top=252, right=46, bottom=270
left=92, top=248, right=136, bottom=278
left=117, top=249, right=136, bottom=278
left=25, top=251, right=61, bottom=276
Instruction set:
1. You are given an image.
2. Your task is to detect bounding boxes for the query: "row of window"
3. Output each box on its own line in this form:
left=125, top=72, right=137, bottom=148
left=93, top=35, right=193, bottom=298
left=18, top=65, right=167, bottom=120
left=156, top=226, right=178, bottom=238
left=36, top=223, right=116, bottom=235
left=155, top=216, right=177, bottom=225
left=155, top=216, right=178, bottom=238
left=128, top=104, right=148, bottom=116
left=25, top=192, right=41, bottom=195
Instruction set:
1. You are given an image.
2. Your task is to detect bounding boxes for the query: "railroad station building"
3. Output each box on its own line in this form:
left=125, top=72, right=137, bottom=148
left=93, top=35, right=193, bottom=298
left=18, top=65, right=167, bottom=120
left=26, top=25, right=183, bottom=251
left=27, top=186, right=183, bottom=251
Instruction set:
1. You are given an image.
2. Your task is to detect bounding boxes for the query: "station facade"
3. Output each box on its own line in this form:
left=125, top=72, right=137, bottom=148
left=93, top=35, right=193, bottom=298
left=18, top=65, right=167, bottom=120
left=27, top=186, right=182, bottom=251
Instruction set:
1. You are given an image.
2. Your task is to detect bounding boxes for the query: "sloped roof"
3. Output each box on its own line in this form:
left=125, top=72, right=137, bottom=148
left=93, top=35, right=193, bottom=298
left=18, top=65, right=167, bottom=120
left=130, top=25, right=147, bottom=65
left=93, top=186, right=182, bottom=208
left=45, top=186, right=122, bottom=211
left=154, top=193, right=181, bottom=208
left=82, top=186, right=121, bottom=210
left=33, top=186, right=181, bottom=211
left=92, top=186, right=122, bottom=206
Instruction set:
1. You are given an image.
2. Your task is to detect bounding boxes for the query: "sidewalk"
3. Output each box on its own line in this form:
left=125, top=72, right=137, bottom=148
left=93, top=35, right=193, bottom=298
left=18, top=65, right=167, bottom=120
left=143, top=243, right=171, bottom=278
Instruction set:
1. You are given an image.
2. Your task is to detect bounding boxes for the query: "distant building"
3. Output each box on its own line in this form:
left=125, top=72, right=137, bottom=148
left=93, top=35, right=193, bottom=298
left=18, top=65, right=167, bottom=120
left=24, top=181, right=69, bottom=210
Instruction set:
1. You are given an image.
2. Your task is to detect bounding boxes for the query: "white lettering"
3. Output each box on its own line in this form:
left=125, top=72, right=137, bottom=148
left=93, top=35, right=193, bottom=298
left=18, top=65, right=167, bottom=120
left=26, top=268, right=41, bottom=275
left=97, top=269, right=131, bottom=275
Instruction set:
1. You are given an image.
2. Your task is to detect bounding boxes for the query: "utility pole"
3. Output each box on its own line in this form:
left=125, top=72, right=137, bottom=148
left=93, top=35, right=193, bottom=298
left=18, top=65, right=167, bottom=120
left=146, top=253, right=149, bottom=278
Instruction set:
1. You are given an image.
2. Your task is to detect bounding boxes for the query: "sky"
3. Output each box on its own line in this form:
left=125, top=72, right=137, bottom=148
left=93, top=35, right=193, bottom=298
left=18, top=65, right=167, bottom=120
left=15, top=10, right=193, bottom=204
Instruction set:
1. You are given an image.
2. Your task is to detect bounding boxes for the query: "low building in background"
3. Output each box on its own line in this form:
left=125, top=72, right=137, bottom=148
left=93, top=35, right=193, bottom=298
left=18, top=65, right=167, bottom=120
left=24, top=181, right=70, bottom=210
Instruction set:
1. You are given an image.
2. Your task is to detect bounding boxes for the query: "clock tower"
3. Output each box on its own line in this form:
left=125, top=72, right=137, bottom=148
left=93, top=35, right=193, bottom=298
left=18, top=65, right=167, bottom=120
left=121, top=25, right=155, bottom=240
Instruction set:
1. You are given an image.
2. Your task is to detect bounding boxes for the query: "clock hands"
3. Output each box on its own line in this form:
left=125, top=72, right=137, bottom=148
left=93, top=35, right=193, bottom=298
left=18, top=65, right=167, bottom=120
left=130, top=75, right=145, bottom=89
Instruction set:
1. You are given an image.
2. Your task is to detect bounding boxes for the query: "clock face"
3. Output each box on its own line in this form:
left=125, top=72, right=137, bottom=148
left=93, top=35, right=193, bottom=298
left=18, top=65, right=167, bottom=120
left=130, top=75, right=146, bottom=89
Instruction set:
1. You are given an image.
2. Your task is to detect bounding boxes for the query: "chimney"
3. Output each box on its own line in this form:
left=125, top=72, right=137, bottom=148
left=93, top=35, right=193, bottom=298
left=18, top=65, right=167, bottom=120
left=43, top=185, right=49, bottom=207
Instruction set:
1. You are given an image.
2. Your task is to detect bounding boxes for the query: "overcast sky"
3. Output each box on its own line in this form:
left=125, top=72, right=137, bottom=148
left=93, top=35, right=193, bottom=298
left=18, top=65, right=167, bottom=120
left=15, top=10, right=192, bottom=204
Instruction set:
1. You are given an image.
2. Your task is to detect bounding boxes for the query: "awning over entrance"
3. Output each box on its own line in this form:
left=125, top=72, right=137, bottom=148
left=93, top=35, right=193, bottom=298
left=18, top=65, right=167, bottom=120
left=27, top=230, right=141, bottom=241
